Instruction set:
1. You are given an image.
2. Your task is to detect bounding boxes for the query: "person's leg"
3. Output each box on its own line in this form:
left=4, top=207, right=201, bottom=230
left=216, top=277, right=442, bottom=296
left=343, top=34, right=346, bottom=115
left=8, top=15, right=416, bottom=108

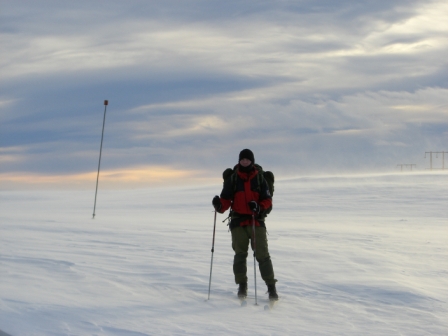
left=231, top=226, right=250, bottom=284
left=254, top=227, right=277, bottom=285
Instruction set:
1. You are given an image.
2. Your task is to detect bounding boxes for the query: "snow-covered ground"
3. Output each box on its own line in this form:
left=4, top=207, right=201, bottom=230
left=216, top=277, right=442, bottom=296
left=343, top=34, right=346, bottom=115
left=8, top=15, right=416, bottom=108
left=1, top=172, right=447, bottom=335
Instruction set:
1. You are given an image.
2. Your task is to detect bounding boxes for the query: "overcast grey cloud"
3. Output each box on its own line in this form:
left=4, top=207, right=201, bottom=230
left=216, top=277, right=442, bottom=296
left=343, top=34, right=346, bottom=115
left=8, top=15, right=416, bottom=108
left=1, top=0, right=447, bottom=188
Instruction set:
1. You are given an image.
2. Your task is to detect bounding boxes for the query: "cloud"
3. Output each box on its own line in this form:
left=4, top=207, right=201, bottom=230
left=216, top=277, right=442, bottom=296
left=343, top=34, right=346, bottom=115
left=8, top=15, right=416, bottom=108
left=1, top=0, right=447, bottom=187
left=4, top=1, right=446, bottom=84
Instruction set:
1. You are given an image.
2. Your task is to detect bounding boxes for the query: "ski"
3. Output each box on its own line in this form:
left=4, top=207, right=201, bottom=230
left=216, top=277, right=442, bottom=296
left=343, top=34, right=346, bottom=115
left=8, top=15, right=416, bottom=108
left=264, top=298, right=279, bottom=311
left=238, top=295, right=279, bottom=309
left=238, top=293, right=248, bottom=307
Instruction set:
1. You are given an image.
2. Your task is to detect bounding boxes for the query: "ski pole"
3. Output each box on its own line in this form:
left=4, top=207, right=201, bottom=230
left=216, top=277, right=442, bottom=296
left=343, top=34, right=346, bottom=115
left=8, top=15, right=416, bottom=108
left=252, top=212, right=258, bottom=305
left=207, top=210, right=217, bottom=300
left=92, top=100, right=108, bottom=219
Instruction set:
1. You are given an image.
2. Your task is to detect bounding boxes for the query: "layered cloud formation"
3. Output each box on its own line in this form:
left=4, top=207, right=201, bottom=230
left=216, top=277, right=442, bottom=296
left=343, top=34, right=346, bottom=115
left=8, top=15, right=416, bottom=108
left=1, top=0, right=447, bottom=188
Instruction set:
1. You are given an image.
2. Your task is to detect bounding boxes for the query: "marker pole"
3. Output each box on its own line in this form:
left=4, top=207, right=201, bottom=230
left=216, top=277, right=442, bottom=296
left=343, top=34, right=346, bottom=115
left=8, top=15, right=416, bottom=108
left=92, top=100, right=108, bottom=219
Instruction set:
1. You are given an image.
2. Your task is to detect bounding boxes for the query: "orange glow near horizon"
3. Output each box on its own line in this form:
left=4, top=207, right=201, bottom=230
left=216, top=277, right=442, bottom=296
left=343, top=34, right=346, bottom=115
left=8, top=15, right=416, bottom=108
left=0, top=166, right=218, bottom=189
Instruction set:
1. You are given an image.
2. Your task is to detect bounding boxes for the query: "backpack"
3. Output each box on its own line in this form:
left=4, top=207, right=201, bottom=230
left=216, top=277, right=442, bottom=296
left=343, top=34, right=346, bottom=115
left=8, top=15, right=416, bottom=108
left=222, top=163, right=275, bottom=218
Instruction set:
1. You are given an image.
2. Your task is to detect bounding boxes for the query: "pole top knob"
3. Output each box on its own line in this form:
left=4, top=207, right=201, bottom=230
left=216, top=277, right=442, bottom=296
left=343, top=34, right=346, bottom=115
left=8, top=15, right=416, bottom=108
left=104, top=100, right=108, bottom=105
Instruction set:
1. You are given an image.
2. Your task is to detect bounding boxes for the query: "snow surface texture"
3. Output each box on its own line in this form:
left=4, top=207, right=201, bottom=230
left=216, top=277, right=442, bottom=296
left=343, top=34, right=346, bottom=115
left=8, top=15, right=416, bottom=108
left=1, top=173, right=447, bottom=335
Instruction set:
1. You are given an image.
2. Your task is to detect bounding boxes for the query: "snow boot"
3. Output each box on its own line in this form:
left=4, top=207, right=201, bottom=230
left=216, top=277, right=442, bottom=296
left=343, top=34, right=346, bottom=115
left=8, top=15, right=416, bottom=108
left=238, top=282, right=247, bottom=299
left=267, top=284, right=278, bottom=301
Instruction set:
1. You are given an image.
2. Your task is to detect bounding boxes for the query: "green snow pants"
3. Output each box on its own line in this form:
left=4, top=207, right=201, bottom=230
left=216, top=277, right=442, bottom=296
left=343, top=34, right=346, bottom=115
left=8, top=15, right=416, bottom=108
left=231, top=226, right=277, bottom=285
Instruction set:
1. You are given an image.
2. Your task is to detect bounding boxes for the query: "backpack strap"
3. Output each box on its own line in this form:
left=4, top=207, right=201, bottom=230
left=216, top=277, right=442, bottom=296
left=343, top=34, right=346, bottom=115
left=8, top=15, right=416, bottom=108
left=231, top=171, right=237, bottom=195
left=254, top=164, right=265, bottom=193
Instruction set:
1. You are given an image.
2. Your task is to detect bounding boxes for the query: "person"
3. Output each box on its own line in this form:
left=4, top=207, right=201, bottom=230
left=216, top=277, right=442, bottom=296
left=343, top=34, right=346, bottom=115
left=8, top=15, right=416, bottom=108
left=212, top=149, right=278, bottom=300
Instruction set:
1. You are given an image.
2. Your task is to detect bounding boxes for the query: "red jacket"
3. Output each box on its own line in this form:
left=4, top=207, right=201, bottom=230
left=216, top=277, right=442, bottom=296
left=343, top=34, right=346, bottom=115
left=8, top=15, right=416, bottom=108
left=218, top=165, right=272, bottom=228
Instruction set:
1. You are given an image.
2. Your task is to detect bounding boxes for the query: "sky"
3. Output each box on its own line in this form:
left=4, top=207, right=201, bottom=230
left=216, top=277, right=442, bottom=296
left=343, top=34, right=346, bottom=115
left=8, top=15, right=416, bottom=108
left=1, top=0, right=448, bottom=189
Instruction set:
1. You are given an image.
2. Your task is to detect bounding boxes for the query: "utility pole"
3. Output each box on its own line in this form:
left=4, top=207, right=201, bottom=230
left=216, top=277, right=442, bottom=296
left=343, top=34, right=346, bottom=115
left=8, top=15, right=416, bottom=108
left=397, top=164, right=416, bottom=172
left=425, top=151, right=448, bottom=170
left=425, top=151, right=433, bottom=170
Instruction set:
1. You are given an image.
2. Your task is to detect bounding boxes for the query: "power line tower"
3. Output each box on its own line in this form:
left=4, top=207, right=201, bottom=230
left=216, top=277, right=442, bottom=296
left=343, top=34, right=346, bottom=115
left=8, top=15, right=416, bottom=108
left=424, top=151, right=448, bottom=170
left=396, top=164, right=416, bottom=172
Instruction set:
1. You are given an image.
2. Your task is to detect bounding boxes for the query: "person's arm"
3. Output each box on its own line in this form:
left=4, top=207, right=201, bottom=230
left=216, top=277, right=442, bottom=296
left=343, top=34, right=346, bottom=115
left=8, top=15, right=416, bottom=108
left=219, top=177, right=233, bottom=212
left=258, top=179, right=272, bottom=211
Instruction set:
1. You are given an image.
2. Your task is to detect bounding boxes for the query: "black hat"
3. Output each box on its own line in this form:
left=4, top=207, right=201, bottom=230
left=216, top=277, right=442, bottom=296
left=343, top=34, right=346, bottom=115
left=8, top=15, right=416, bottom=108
left=239, top=149, right=255, bottom=163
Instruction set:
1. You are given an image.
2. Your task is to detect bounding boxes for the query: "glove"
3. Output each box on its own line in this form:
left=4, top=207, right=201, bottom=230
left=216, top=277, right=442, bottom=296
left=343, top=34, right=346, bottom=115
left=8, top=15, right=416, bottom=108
left=212, top=195, right=222, bottom=211
left=248, top=201, right=260, bottom=214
